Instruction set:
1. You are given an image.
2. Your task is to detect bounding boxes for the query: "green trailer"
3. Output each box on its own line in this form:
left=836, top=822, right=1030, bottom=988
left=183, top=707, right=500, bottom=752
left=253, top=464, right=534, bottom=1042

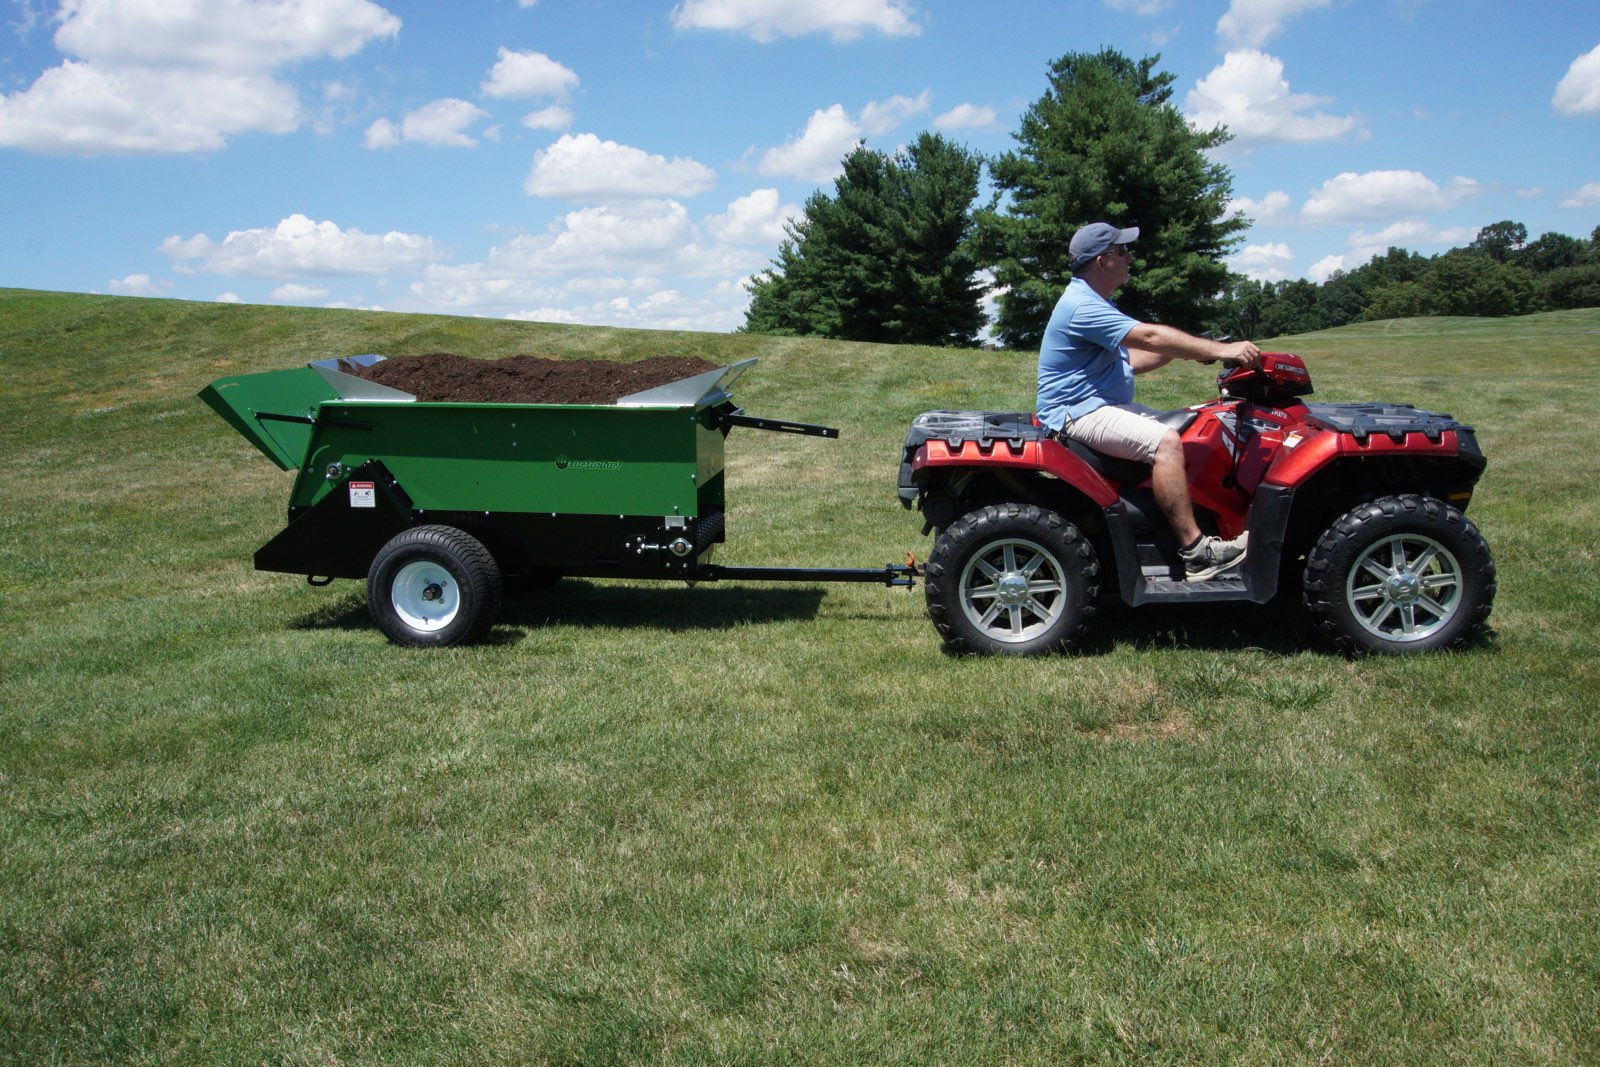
left=201, top=355, right=914, bottom=646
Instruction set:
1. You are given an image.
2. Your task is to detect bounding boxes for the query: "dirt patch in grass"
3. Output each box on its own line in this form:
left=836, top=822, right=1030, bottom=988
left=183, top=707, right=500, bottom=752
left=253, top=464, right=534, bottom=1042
left=345, top=353, right=720, bottom=404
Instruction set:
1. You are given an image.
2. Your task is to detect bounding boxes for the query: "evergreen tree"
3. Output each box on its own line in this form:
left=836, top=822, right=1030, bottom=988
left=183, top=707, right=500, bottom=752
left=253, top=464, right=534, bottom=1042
left=981, top=49, right=1247, bottom=349
left=741, top=133, right=984, bottom=347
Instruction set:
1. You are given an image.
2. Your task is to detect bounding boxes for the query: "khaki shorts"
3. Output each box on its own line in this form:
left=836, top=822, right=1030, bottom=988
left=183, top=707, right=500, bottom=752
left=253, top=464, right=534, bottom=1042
left=1059, top=403, right=1168, bottom=463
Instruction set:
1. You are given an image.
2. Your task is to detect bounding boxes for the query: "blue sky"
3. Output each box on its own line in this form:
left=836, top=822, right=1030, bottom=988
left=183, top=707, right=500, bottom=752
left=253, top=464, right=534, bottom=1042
left=3, top=0, right=1597, bottom=333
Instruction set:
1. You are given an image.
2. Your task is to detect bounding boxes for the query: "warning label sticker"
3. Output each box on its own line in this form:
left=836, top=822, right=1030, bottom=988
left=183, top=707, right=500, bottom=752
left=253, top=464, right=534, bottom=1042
left=349, top=481, right=376, bottom=508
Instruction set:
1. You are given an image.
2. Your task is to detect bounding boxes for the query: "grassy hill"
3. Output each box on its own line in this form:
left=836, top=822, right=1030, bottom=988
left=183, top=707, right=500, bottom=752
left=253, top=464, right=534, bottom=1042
left=3, top=288, right=1598, bottom=1064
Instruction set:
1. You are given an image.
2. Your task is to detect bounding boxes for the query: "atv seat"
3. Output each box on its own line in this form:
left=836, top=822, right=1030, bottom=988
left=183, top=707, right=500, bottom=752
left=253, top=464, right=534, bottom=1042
left=1049, top=408, right=1199, bottom=488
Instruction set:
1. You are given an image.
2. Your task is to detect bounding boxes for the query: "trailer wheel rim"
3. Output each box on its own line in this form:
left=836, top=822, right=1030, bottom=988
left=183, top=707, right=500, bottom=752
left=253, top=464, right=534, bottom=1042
left=958, top=536, right=1068, bottom=644
left=390, top=560, right=461, bottom=632
left=1345, top=532, right=1462, bottom=643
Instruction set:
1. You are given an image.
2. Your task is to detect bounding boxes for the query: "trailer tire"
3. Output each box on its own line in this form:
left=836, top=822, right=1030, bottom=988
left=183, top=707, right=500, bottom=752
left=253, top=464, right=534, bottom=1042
left=368, top=525, right=503, bottom=647
left=925, top=503, right=1099, bottom=656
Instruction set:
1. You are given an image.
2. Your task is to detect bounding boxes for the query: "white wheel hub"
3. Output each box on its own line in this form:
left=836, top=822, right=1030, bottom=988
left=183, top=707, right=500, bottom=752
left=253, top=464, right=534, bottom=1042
left=391, top=559, right=460, bottom=632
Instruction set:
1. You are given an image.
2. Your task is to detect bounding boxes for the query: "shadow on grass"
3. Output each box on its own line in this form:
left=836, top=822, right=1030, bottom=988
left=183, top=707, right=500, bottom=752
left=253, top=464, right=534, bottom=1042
left=288, top=580, right=829, bottom=642
left=1081, top=599, right=1320, bottom=656
left=931, top=598, right=1338, bottom=658
left=1077, top=599, right=1498, bottom=658
left=500, top=580, right=828, bottom=634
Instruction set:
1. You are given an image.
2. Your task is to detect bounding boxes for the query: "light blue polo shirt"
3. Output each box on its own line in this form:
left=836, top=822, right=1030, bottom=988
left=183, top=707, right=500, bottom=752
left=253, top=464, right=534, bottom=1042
left=1036, top=277, right=1141, bottom=432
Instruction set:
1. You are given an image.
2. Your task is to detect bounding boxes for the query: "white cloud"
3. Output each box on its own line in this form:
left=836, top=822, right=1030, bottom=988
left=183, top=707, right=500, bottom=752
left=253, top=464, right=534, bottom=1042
left=216, top=292, right=242, bottom=303
left=401, top=204, right=766, bottom=329
left=399, top=98, right=488, bottom=147
left=272, top=282, right=331, bottom=303
left=365, top=99, right=488, bottom=149
left=524, top=133, right=717, bottom=200
left=705, top=188, right=800, bottom=245
left=488, top=201, right=753, bottom=278
left=0, top=0, right=399, bottom=155
left=160, top=214, right=447, bottom=279
left=1342, top=220, right=1475, bottom=264
left=1307, top=254, right=1344, bottom=283
left=859, top=90, right=930, bottom=135
left=1186, top=51, right=1360, bottom=148
left=758, top=105, right=861, bottom=182
left=933, top=103, right=997, bottom=131
left=1306, top=221, right=1479, bottom=279
left=1300, top=170, right=1481, bottom=225
left=1560, top=181, right=1600, bottom=208
left=504, top=282, right=750, bottom=332
left=53, top=0, right=399, bottom=68
left=0, top=62, right=299, bottom=154
left=521, top=106, right=574, bottom=131
left=1104, top=0, right=1172, bottom=13
left=108, top=273, right=165, bottom=297
left=481, top=48, right=578, bottom=100
left=1229, top=190, right=1293, bottom=226
left=1216, top=0, right=1329, bottom=48
left=756, top=92, right=981, bottom=182
left=670, top=0, right=920, bottom=42
left=1229, top=242, right=1294, bottom=282
left=363, top=118, right=401, bottom=149
left=1554, top=43, right=1600, bottom=116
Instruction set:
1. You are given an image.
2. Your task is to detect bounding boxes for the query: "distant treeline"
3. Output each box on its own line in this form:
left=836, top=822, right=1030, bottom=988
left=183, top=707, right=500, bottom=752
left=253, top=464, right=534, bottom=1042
left=1210, top=221, right=1600, bottom=341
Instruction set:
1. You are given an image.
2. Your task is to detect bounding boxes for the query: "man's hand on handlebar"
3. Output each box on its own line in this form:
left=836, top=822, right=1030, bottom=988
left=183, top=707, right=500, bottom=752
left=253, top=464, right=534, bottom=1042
left=1217, top=340, right=1261, bottom=368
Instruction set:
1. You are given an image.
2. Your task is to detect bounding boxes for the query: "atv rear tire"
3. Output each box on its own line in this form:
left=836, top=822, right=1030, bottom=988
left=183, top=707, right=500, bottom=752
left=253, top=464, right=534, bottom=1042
left=925, top=503, right=1099, bottom=656
left=1303, top=494, right=1494, bottom=655
left=369, top=525, right=503, bottom=647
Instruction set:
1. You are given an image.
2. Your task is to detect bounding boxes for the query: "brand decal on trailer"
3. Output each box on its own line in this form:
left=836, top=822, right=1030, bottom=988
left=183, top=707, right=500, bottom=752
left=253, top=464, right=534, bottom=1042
left=555, top=455, right=623, bottom=471
left=348, top=481, right=376, bottom=508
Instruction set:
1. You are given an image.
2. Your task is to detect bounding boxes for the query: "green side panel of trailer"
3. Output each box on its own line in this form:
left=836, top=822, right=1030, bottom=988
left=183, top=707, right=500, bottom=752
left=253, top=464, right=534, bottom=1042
left=288, top=401, right=725, bottom=518
left=197, top=367, right=339, bottom=471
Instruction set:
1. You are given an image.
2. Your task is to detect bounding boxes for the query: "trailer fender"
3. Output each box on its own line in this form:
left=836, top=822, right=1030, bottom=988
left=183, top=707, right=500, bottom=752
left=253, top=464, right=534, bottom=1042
left=254, top=460, right=415, bottom=580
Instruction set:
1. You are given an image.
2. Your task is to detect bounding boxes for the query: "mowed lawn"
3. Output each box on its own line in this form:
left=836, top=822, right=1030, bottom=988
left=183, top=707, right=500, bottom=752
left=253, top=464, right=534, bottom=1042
left=3, top=288, right=1597, bottom=1064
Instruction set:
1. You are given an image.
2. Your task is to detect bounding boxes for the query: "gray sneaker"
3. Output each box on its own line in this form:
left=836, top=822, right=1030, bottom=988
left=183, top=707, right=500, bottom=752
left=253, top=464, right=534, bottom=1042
left=1181, top=532, right=1248, bottom=581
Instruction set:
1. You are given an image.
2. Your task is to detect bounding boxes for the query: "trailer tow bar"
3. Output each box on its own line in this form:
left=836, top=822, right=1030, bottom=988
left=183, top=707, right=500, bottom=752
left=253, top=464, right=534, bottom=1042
left=692, top=557, right=920, bottom=589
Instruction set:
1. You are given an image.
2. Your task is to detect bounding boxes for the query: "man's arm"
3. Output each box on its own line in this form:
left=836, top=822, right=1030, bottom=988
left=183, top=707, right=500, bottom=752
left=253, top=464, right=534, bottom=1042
left=1124, top=323, right=1261, bottom=373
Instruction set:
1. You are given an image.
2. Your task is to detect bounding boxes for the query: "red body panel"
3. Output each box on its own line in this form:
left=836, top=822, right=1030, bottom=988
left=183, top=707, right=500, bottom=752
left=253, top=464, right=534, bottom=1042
left=914, top=438, right=1122, bottom=506
left=1261, top=426, right=1461, bottom=487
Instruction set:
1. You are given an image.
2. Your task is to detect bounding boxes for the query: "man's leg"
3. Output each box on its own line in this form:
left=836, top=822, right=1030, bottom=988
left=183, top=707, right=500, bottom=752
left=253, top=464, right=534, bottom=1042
left=1150, top=430, right=1202, bottom=546
left=1063, top=407, right=1246, bottom=580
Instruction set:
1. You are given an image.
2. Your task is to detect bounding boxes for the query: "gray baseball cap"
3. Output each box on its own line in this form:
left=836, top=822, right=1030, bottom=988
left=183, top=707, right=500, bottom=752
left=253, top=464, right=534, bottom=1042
left=1069, top=223, right=1139, bottom=269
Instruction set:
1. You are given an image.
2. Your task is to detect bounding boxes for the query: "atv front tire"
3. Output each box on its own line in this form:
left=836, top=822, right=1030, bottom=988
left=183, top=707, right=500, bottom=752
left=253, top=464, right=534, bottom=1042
left=925, top=503, right=1099, bottom=656
left=369, top=525, right=503, bottom=647
left=1303, top=494, right=1494, bottom=655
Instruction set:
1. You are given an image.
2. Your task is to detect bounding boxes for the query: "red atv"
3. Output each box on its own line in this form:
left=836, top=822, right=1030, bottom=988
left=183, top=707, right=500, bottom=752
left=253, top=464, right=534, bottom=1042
left=897, top=353, right=1496, bottom=655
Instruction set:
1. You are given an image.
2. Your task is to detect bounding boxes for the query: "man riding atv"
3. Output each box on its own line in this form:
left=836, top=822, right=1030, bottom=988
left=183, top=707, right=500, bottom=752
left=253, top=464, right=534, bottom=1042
left=1039, top=222, right=1262, bottom=580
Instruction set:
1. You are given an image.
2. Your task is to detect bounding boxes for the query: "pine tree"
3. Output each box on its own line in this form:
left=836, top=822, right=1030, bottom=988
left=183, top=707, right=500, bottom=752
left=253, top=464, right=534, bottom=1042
left=742, top=133, right=984, bottom=347
left=981, top=49, right=1248, bottom=349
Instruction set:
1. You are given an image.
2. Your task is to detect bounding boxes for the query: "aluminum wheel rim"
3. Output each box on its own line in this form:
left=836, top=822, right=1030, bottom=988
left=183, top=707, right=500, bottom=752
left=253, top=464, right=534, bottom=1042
left=959, top=537, right=1067, bottom=644
left=391, top=560, right=460, bottom=632
left=1346, top=532, right=1462, bottom=643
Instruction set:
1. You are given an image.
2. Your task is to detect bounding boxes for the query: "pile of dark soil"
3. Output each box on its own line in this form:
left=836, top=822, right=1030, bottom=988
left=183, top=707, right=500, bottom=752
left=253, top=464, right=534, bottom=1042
left=344, top=353, right=720, bottom=404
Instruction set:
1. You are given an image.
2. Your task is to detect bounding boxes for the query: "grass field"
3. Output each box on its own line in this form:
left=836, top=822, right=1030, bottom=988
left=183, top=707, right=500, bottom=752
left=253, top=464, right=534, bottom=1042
left=3, top=288, right=1598, bottom=1064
